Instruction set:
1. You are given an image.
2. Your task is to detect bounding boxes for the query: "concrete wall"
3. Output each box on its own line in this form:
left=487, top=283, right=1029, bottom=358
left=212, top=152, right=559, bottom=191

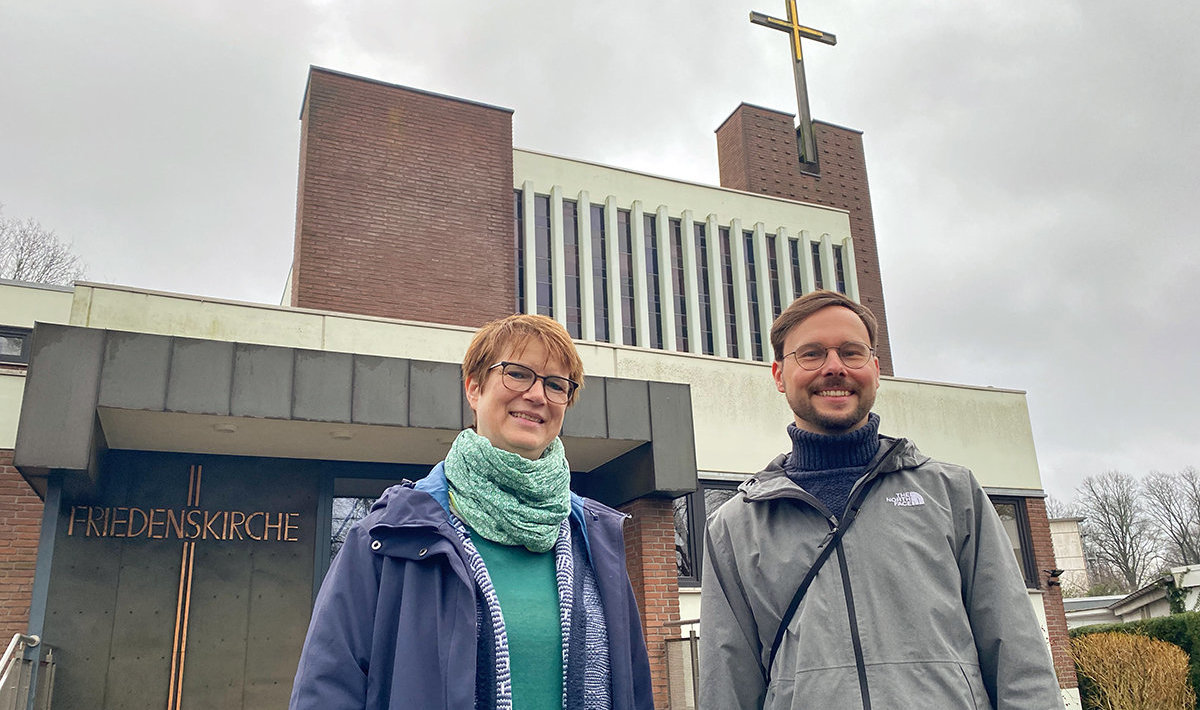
left=514, top=149, right=853, bottom=243
left=0, top=281, right=74, bottom=641
left=0, top=374, right=25, bottom=449
left=0, top=280, right=74, bottom=328
left=68, top=283, right=1045, bottom=491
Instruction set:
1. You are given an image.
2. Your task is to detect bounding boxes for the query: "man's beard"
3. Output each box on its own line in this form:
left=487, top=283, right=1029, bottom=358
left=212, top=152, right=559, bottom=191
left=786, top=377, right=875, bottom=434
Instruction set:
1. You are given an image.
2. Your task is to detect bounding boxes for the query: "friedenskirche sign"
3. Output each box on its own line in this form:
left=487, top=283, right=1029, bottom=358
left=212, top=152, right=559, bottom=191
left=67, top=505, right=301, bottom=542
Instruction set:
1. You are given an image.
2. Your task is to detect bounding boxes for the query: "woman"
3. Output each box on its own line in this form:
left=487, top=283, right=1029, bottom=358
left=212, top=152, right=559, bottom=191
left=290, top=314, right=653, bottom=710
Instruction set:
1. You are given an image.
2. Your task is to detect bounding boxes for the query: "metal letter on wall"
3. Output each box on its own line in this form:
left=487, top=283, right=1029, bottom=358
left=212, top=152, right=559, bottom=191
left=50, top=453, right=314, bottom=710
left=168, top=464, right=201, bottom=710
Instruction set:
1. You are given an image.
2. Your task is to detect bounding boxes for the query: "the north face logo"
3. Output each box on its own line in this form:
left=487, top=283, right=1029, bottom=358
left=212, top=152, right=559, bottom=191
left=887, top=491, right=926, bottom=507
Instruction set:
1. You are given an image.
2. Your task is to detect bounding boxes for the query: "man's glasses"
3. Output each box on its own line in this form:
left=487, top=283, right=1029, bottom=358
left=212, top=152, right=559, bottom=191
left=782, top=342, right=875, bottom=371
left=488, top=361, right=579, bottom=404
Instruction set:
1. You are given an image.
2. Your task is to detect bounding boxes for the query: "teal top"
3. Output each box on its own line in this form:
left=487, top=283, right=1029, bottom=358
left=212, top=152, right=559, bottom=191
left=470, top=531, right=563, bottom=709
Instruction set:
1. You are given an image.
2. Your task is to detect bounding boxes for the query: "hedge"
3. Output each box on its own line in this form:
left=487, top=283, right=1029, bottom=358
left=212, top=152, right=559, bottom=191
left=1071, top=611, right=1200, bottom=701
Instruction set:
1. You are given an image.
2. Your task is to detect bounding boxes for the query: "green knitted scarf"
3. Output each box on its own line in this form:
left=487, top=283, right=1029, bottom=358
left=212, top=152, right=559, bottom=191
left=444, top=428, right=571, bottom=553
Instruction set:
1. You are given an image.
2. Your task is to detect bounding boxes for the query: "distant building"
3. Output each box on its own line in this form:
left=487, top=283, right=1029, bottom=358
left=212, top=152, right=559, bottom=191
left=1050, top=516, right=1090, bottom=595
left=1066, top=565, right=1200, bottom=630
left=1063, top=595, right=1124, bottom=629
left=1109, top=565, right=1200, bottom=622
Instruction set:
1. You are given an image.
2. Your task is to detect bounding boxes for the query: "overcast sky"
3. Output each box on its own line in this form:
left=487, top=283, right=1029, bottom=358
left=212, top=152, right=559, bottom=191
left=2, top=0, right=1197, bottom=502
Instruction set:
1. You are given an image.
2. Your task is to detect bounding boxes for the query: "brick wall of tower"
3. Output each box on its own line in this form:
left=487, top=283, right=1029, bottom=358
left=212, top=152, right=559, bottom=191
left=291, top=68, right=517, bottom=325
left=1026, top=497, right=1079, bottom=689
left=619, top=497, right=680, bottom=709
left=0, top=449, right=40, bottom=642
left=715, top=104, right=894, bottom=375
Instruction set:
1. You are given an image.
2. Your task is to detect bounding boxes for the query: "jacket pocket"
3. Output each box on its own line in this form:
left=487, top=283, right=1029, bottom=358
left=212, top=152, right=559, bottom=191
left=958, top=662, right=988, bottom=709
left=860, top=661, right=987, bottom=709
left=771, top=665, right=861, bottom=709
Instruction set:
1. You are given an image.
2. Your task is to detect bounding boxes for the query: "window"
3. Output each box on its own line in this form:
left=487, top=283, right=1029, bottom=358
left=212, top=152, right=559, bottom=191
left=617, top=209, right=636, bottom=346
left=321, top=466, right=430, bottom=577
left=590, top=204, right=609, bottom=342
left=0, top=327, right=32, bottom=365
left=833, top=244, right=846, bottom=294
left=674, top=479, right=741, bottom=585
left=990, top=496, right=1039, bottom=588
left=744, top=231, right=764, bottom=361
left=563, top=199, right=581, bottom=338
left=331, top=496, right=374, bottom=558
left=514, top=190, right=524, bottom=313
left=694, top=223, right=714, bottom=356
left=644, top=214, right=663, bottom=349
left=534, top=194, right=552, bottom=316
left=719, top=227, right=738, bottom=358
left=789, top=238, right=804, bottom=300
left=677, top=486, right=1042, bottom=592
left=670, top=219, right=688, bottom=352
left=811, top=242, right=824, bottom=291
left=766, top=234, right=782, bottom=318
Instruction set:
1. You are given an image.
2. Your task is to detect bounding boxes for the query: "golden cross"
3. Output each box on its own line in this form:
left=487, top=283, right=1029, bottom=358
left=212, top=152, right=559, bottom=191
left=751, top=0, right=837, bottom=166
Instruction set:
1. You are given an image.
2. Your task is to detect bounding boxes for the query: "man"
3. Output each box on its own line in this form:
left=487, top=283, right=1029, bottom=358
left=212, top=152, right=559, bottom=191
left=699, top=291, right=1063, bottom=709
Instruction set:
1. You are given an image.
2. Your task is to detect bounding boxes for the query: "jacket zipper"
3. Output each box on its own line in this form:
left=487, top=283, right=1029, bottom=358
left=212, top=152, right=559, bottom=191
left=837, top=541, right=872, bottom=710
left=761, top=439, right=905, bottom=699
left=824, top=440, right=905, bottom=710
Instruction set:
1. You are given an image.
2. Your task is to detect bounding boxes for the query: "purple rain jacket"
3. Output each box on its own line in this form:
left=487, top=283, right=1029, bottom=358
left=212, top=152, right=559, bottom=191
left=289, top=462, right=654, bottom=709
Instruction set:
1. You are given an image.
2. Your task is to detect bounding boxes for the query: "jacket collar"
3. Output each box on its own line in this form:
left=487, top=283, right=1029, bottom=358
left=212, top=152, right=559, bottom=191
left=740, top=435, right=927, bottom=504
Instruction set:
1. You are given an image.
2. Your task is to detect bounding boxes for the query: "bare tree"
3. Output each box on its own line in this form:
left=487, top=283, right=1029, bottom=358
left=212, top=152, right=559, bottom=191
left=1143, top=467, right=1200, bottom=567
left=0, top=209, right=86, bottom=285
left=1045, top=494, right=1080, bottom=519
left=1077, top=470, right=1160, bottom=591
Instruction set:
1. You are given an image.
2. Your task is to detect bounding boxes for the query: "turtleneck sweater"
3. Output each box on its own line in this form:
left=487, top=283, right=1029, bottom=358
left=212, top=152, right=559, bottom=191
left=783, top=413, right=881, bottom=519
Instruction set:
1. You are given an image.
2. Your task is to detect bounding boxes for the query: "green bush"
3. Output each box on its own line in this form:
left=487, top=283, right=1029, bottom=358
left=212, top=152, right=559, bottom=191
left=1072, top=611, right=1200, bottom=702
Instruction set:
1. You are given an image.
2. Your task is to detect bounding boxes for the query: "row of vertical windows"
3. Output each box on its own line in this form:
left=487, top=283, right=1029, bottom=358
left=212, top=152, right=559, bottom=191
left=515, top=190, right=851, bottom=360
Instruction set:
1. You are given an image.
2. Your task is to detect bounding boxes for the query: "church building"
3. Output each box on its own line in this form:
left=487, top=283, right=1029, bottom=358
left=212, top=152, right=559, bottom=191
left=0, top=10, right=1078, bottom=707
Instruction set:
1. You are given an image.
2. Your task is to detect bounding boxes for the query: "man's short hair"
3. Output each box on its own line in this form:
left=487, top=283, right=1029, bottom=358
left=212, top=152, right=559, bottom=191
left=769, top=290, right=879, bottom=362
left=461, top=313, right=585, bottom=405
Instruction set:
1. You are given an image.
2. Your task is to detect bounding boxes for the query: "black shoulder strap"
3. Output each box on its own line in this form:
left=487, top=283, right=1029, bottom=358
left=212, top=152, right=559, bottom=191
left=763, top=439, right=904, bottom=684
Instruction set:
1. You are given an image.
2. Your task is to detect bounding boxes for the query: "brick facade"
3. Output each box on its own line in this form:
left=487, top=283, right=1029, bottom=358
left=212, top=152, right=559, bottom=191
left=619, top=497, right=680, bottom=709
left=1026, top=496, right=1078, bottom=689
left=715, top=104, right=894, bottom=375
left=291, top=68, right=517, bottom=327
left=0, top=449, right=40, bottom=643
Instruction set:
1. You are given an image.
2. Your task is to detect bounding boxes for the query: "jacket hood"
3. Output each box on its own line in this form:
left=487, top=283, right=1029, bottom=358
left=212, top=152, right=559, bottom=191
left=739, top=435, right=929, bottom=503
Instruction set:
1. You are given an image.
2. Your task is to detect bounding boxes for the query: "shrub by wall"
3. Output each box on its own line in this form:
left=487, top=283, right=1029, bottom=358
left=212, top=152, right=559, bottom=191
left=1070, top=632, right=1195, bottom=710
left=1071, top=611, right=1200, bottom=698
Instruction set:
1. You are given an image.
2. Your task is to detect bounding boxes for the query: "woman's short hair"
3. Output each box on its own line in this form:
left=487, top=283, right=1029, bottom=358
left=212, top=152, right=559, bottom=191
left=769, top=290, right=879, bottom=362
left=461, top=314, right=585, bottom=405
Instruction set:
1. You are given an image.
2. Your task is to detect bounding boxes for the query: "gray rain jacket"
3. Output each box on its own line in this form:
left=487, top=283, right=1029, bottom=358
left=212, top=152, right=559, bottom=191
left=699, top=436, right=1064, bottom=710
